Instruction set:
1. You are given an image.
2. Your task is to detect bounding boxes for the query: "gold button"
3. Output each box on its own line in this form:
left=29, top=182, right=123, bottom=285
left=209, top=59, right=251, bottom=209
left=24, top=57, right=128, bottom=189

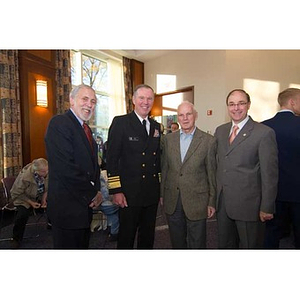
left=142, top=152, right=145, bottom=156
left=153, top=174, right=156, bottom=177
left=153, top=152, right=156, bottom=155
left=142, top=175, right=146, bottom=178
left=142, top=164, right=145, bottom=167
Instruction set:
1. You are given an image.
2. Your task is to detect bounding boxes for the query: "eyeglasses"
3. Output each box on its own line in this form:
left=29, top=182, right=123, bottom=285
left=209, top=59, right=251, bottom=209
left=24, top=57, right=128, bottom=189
left=227, top=102, right=248, bottom=108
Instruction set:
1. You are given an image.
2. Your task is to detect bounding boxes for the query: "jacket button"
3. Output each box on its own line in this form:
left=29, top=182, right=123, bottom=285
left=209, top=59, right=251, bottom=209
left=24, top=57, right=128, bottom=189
left=142, top=175, right=146, bottom=178
left=142, top=163, right=145, bottom=167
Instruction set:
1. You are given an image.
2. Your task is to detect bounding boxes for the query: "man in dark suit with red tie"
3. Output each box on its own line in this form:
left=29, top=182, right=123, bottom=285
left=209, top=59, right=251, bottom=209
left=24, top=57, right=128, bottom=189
left=106, top=84, right=161, bottom=249
left=262, top=88, right=300, bottom=248
left=45, top=84, right=102, bottom=249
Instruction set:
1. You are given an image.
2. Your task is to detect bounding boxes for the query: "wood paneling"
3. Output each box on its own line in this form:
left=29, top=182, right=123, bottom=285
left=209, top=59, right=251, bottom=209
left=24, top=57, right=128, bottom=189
left=27, top=50, right=53, bottom=62
left=19, top=50, right=56, bottom=165
left=131, top=59, right=144, bottom=89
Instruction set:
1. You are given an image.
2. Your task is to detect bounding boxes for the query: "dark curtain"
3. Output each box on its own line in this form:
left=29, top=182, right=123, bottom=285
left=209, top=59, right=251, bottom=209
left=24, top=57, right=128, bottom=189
left=0, top=50, right=23, bottom=178
left=55, top=50, right=71, bottom=114
left=122, top=57, right=133, bottom=113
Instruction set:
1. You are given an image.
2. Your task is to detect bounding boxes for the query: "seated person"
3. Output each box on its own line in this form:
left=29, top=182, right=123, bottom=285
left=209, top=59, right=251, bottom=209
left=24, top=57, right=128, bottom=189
left=96, top=170, right=119, bottom=242
left=10, top=158, right=48, bottom=248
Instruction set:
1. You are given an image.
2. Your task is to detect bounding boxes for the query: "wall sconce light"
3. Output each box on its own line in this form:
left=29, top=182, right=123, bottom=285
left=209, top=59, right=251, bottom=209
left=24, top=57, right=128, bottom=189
left=36, top=80, right=48, bottom=107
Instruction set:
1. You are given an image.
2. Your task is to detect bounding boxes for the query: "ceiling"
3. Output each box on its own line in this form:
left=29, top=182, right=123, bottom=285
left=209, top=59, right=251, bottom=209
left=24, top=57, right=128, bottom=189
left=112, top=50, right=173, bottom=63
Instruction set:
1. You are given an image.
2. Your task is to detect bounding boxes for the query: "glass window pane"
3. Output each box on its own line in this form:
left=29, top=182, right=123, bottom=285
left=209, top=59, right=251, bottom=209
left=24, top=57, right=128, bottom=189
left=89, top=94, right=109, bottom=142
left=162, top=93, right=182, bottom=110
left=70, top=50, right=82, bottom=86
left=82, top=54, right=108, bottom=93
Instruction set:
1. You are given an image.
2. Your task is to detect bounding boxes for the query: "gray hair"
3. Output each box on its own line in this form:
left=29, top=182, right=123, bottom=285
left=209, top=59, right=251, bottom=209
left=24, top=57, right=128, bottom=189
left=177, top=100, right=197, bottom=114
left=69, top=84, right=95, bottom=100
left=32, top=158, right=48, bottom=171
left=133, top=84, right=154, bottom=97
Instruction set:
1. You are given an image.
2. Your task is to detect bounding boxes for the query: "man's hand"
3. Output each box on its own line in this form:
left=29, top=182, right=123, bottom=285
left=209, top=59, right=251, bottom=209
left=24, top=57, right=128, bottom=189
left=89, top=191, right=103, bottom=208
left=159, top=197, right=163, bottom=206
left=113, top=193, right=128, bottom=208
left=41, top=192, right=47, bottom=208
left=207, top=206, right=215, bottom=219
left=259, top=211, right=273, bottom=222
left=28, top=200, right=41, bottom=209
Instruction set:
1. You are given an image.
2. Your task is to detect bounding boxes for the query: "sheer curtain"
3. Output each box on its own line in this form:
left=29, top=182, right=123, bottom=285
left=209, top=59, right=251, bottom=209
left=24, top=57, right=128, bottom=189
left=0, top=50, right=23, bottom=178
left=108, top=58, right=126, bottom=124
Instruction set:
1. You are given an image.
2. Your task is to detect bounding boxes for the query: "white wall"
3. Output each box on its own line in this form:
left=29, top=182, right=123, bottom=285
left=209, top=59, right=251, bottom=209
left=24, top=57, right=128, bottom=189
left=144, top=50, right=300, bottom=133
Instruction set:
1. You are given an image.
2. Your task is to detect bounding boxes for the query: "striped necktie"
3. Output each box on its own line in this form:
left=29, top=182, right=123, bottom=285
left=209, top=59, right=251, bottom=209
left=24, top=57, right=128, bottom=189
left=229, top=125, right=239, bottom=144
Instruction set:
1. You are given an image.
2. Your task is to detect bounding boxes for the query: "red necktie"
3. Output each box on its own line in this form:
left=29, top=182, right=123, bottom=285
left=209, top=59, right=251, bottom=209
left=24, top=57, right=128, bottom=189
left=83, top=122, right=94, bottom=152
left=229, top=125, right=239, bottom=144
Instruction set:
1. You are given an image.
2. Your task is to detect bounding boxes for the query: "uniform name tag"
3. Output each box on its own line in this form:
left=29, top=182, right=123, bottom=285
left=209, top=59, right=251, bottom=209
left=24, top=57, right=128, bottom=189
left=129, top=137, right=139, bottom=141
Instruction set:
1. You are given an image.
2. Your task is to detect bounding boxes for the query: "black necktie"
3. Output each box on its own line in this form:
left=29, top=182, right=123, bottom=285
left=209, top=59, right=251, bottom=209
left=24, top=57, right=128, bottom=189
left=83, top=122, right=94, bottom=152
left=142, top=119, right=148, bottom=135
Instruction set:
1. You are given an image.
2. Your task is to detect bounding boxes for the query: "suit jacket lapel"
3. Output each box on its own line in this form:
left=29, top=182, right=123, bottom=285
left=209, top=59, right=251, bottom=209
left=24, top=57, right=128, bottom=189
left=129, top=112, right=149, bottom=149
left=66, top=110, right=97, bottom=166
left=172, top=131, right=182, bottom=166
left=182, top=128, right=203, bottom=165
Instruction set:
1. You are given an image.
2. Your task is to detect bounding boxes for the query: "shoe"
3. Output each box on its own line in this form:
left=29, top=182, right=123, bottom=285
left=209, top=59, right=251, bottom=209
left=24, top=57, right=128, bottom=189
left=108, top=233, right=118, bottom=242
left=10, top=239, right=20, bottom=249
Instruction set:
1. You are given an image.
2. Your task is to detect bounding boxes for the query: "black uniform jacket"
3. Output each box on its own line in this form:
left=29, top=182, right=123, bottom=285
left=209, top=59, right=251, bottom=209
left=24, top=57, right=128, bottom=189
left=45, top=110, right=100, bottom=229
left=107, top=111, right=161, bottom=207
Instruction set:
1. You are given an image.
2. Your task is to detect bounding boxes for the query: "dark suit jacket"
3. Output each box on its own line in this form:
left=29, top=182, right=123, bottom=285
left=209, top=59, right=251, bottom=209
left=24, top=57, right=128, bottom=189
left=161, top=128, right=217, bottom=221
left=262, top=111, right=300, bottom=203
left=45, top=110, right=100, bottom=229
left=215, top=116, right=278, bottom=222
left=106, top=111, right=161, bottom=207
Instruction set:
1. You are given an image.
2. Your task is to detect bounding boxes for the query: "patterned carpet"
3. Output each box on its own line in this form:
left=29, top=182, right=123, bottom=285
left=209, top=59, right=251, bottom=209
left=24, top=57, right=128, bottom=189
left=0, top=203, right=294, bottom=249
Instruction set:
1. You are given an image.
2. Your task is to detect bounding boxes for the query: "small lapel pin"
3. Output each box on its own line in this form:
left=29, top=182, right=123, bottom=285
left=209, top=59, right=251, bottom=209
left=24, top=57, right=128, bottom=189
left=243, top=133, right=247, bottom=137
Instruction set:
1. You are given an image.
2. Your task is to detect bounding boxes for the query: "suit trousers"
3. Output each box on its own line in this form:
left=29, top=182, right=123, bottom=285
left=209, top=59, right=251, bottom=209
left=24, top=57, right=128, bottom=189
left=52, top=226, right=91, bottom=249
left=166, top=195, right=207, bottom=249
left=264, top=201, right=300, bottom=249
left=217, top=193, right=265, bottom=249
left=117, top=203, right=158, bottom=249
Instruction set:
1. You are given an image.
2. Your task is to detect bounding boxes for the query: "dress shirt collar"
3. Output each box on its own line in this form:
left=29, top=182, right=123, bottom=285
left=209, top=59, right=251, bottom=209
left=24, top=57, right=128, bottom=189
left=134, top=111, right=149, bottom=125
left=231, top=115, right=249, bottom=133
left=278, top=109, right=295, bottom=115
left=180, top=126, right=196, bottom=137
left=70, top=108, right=84, bottom=126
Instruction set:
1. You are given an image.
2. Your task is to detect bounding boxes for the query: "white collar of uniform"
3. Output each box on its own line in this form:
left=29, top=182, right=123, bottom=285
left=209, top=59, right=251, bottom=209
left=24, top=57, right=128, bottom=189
left=134, top=111, right=149, bottom=124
